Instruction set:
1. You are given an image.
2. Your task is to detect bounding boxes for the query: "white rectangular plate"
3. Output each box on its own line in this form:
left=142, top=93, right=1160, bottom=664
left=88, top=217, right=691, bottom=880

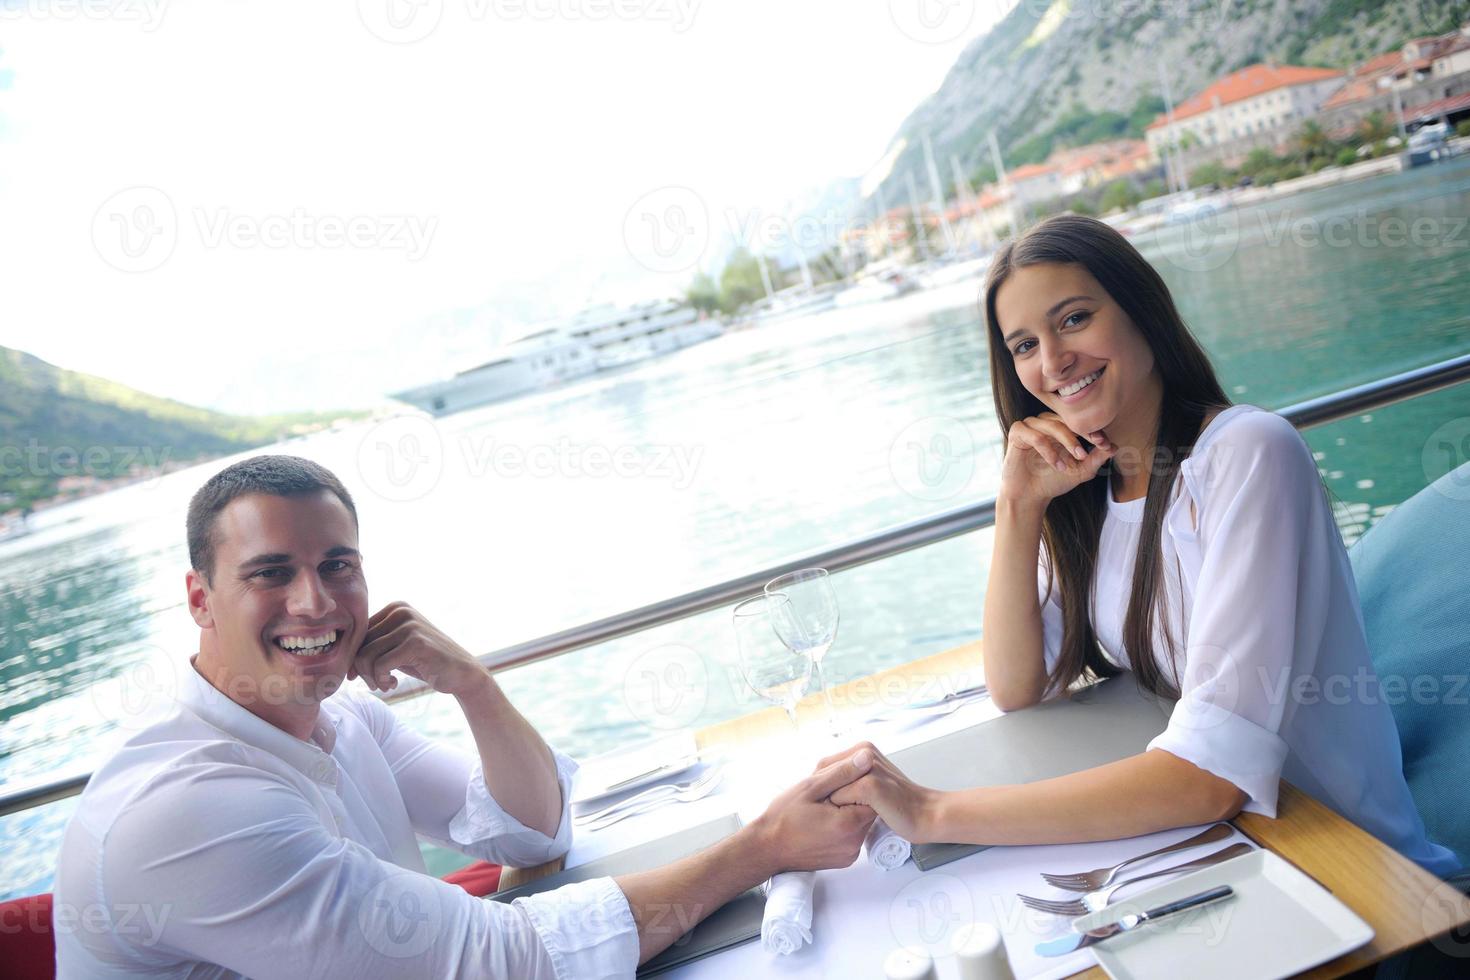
left=1083, top=849, right=1374, bottom=980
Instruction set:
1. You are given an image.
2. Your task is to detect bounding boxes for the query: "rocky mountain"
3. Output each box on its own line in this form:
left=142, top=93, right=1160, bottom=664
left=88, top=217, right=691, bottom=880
left=872, top=0, right=1470, bottom=202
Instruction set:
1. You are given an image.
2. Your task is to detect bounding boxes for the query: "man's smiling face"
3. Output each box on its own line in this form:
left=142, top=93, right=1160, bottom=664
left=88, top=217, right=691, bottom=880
left=188, top=490, right=368, bottom=724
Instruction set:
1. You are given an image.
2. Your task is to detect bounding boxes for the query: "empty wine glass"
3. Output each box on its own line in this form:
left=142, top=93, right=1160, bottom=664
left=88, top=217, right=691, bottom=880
left=732, top=593, right=812, bottom=733
left=764, top=568, right=840, bottom=737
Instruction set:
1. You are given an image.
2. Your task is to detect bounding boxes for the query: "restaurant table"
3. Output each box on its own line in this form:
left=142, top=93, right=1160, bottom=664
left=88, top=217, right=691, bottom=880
left=498, top=640, right=1470, bottom=978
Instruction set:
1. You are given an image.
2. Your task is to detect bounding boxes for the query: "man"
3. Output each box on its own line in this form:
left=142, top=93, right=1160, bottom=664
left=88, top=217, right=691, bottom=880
left=54, top=455, right=875, bottom=978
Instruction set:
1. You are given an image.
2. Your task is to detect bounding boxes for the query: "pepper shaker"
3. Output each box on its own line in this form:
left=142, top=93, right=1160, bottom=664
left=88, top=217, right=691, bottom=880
left=883, top=946, right=937, bottom=980
left=952, top=923, right=1015, bottom=980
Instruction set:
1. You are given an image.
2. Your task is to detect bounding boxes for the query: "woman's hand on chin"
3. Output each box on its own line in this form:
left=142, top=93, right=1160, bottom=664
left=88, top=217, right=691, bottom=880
left=824, top=741, right=942, bottom=844
left=1000, top=411, right=1115, bottom=505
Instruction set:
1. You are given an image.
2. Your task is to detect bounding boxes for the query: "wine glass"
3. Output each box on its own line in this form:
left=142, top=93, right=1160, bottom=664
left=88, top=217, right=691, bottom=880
left=764, top=568, right=841, bottom=737
left=732, top=593, right=812, bottom=733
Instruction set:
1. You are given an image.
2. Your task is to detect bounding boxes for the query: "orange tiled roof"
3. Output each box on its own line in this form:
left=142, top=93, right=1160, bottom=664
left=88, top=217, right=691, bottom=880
left=1146, top=64, right=1345, bottom=129
left=1321, top=75, right=1379, bottom=111
left=1355, top=49, right=1406, bottom=77
left=1008, top=162, right=1058, bottom=182
left=1097, top=141, right=1153, bottom=180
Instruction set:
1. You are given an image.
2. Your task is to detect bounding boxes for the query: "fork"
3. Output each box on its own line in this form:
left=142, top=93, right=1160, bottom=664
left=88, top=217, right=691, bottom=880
left=579, top=770, right=726, bottom=832
left=863, top=682, right=990, bottom=725
left=1040, top=823, right=1234, bottom=891
left=573, top=769, right=720, bottom=826
left=1016, top=842, right=1253, bottom=916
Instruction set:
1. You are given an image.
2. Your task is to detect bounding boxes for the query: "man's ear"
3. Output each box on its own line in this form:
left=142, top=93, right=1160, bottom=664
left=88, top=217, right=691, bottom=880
left=186, top=569, right=215, bottom=629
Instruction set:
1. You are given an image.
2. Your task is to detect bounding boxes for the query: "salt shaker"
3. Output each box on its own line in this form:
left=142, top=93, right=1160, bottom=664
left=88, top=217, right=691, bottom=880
left=882, top=946, right=937, bottom=980
left=951, top=923, right=1015, bottom=980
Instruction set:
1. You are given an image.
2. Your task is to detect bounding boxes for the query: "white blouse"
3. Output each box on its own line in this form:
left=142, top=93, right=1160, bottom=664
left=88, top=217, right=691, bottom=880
left=54, top=661, right=640, bottom=979
left=1037, top=404, right=1457, bottom=875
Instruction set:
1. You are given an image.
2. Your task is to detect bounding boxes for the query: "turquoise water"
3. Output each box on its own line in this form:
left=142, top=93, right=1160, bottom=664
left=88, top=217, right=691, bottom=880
left=2, top=158, right=1468, bottom=898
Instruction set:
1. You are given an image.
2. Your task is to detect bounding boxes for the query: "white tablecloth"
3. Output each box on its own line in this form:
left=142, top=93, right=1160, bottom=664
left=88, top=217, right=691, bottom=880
left=564, top=696, right=1254, bottom=979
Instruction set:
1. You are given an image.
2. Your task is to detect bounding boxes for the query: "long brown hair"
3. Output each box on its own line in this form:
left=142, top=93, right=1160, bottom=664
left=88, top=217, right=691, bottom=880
left=982, top=214, right=1230, bottom=699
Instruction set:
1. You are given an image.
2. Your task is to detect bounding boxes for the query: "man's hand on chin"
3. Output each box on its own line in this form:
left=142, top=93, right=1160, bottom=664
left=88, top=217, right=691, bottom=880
left=349, top=601, right=489, bottom=696
left=748, top=751, right=878, bottom=875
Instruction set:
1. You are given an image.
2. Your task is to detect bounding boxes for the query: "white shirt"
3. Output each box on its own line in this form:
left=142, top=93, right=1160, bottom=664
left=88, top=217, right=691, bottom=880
left=53, top=661, right=641, bottom=979
left=1038, top=404, right=1458, bottom=876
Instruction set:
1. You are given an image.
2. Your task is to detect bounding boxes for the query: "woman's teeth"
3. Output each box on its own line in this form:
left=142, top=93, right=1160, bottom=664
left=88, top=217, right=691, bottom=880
left=1059, top=369, right=1102, bottom=397
left=275, top=630, right=339, bottom=657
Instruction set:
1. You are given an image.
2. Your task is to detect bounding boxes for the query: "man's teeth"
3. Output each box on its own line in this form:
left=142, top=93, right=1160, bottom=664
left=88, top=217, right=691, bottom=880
left=276, top=630, right=339, bottom=656
left=1060, top=370, right=1102, bottom=397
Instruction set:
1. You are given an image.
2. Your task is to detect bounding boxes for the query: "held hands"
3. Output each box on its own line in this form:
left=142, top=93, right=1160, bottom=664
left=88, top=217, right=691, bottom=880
left=751, top=754, right=878, bottom=874
left=824, top=742, right=940, bottom=845
left=350, top=601, right=488, bottom=698
left=1001, top=412, right=1115, bottom=505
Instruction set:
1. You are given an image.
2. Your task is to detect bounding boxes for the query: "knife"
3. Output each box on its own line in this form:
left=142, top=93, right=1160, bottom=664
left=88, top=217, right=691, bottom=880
left=1034, top=885, right=1235, bottom=957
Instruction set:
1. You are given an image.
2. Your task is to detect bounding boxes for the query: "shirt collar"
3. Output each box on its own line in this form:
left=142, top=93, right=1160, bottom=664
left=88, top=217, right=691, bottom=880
left=179, top=657, right=340, bottom=773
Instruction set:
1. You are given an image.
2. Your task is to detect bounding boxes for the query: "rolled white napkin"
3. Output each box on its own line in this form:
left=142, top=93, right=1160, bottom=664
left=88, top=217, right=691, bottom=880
left=761, top=871, right=816, bottom=956
left=864, top=817, right=912, bottom=871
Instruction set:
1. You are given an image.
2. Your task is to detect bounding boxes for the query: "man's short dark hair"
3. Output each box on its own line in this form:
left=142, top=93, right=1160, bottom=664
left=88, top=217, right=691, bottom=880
left=187, top=455, right=358, bottom=585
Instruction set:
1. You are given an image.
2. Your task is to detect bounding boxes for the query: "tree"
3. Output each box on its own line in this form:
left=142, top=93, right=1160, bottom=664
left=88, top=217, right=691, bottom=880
left=1190, top=161, right=1232, bottom=188
left=1294, top=120, right=1333, bottom=165
left=1099, top=180, right=1137, bottom=214
left=1358, top=110, right=1394, bottom=145
left=685, top=272, right=720, bottom=315
left=717, top=249, right=768, bottom=313
left=1239, top=147, right=1279, bottom=177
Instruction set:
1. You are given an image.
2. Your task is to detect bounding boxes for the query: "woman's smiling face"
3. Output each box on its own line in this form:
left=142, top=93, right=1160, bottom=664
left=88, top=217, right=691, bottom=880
left=994, top=261, right=1159, bottom=437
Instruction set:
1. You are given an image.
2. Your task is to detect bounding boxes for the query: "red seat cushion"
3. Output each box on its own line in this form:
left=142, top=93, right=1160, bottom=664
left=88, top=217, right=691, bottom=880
left=440, top=860, right=502, bottom=897
left=0, top=866, right=501, bottom=980
left=0, top=892, right=55, bottom=980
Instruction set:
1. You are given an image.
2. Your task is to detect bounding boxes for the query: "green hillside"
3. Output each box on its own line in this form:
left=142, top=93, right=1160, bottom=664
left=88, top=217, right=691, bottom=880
left=0, top=345, right=358, bottom=510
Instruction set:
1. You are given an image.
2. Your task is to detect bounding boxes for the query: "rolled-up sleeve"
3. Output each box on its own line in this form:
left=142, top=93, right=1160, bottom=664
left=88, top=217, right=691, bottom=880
left=448, top=751, right=579, bottom=866
left=101, top=763, right=638, bottom=980
left=351, top=690, right=579, bottom=867
left=1147, top=412, right=1333, bottom=816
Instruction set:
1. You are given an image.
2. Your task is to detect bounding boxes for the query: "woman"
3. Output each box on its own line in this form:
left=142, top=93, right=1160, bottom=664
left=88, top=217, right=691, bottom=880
left=830, top=214, right=1456, bottom=875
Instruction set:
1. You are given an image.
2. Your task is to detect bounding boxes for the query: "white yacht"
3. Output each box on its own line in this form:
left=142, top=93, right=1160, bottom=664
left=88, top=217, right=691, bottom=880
left=391, top=300, right=722, bottom=416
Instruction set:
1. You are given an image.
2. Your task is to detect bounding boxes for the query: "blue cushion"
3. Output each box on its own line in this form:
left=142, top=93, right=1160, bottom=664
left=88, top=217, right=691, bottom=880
left=1348, top=462, right=1470, bottom=870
